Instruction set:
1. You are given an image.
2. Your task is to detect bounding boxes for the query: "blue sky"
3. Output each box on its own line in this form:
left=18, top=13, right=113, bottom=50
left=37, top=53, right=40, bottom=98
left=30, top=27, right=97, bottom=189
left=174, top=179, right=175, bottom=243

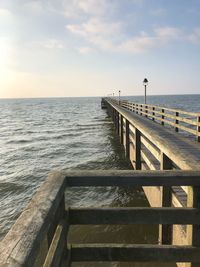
left=0, top=0, right=200, bottom=98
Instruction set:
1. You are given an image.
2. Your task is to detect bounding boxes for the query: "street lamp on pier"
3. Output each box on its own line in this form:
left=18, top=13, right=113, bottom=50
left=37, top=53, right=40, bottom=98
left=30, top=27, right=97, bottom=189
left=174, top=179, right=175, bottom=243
left=118, top=90, right=121, bottom=105
left=143, top=78, right=148, bottom=104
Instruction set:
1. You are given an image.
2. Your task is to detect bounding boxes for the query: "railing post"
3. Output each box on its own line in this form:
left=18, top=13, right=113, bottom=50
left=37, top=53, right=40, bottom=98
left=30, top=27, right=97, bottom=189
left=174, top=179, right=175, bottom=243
left=145, top=105, right=148, bottom=118
left=161, top=109, right=165, bottom=125
left=187, top=186, right=200, bottom=267
left=197, top=116, right=200, bottom=142
left=140, top=105, right=142, bottom=115
left=135, top=129, right=141, bottom=170
left=136, top=104, right=138, bottom=114
left=115, top=112, right=119, bottom=134
left=152, top=107, right=155, bottom=121
left=160, top=153, right=173, bottom=245
left=120, top=115, right=124, bottom=145
left=175, top=112, right=179, bottom=132
left=125, top=120, right=130, bottom=159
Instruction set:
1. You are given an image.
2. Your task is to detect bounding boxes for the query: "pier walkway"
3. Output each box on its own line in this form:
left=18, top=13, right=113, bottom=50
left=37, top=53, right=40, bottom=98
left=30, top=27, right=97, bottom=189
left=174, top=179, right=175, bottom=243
left=1, top=98, right=200, bottom=267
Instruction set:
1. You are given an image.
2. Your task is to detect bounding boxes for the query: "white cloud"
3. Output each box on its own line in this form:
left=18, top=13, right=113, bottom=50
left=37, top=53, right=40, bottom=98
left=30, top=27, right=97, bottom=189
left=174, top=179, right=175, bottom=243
left=188, top=28, right=200, bottom=44
left=64, top=0, right=115, bottom=18
left=78, top=46, right=92, bottom=54
left=0, top=8, right=13, bottom=20
left=67, top=18, right=122, bottom=37
left=22, top=1, right=44, bottom=14
left=32, top=39, right=64, bottom=49
left=155, top=27, right=183, bottom=40
left=119, top=35, right=156, bottom=54
left=67, top=20, right=187, bottom=54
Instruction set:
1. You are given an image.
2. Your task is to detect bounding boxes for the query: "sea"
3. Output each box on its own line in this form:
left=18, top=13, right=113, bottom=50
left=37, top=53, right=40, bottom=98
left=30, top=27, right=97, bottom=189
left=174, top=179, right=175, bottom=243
left=0, top=94, right=200, bottom=267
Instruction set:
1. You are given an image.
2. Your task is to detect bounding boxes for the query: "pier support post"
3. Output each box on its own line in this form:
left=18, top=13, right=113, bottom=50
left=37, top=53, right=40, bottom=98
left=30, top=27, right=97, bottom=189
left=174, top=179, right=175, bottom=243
left=187, top=186, right=200, bottom=267
left=152, top=107, right=155, bottom=121
left=125, top=120, right=130, bottom=159
left=135, top=129, right=141, bottom=170
left=197, top=116, right=200, bottom=142
left=116, top=112, right=119, bottom=135
left=161, top=109, right=165, bottom=125
left=120, top=115, right=124, bottom=145
left=160, top=153, right=173, bottom=245
left=175, top=112, right=179, bottom=132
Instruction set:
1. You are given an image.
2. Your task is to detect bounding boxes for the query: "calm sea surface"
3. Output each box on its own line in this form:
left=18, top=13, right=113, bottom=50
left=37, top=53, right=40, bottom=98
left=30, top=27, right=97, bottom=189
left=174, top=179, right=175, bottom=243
left=1, top=94, right=200, bottom=267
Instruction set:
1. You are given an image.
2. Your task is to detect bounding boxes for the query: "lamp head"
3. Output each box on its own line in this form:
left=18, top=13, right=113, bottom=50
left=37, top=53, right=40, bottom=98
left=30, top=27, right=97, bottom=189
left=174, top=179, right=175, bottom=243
left=143, top=78, right=148, bottom=85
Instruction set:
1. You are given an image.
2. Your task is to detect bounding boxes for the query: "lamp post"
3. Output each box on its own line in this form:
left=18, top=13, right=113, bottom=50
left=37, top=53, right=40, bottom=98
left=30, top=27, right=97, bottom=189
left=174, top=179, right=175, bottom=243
left=118, top=90, right=121, bottom=105
left=143, top=78, right=148, bottom=104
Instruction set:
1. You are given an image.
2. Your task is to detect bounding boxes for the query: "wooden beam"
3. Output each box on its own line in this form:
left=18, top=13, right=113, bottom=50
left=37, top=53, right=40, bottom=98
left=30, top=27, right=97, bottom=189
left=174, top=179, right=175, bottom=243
left=0, top=172, right=66, bottom=267
left=160, top=153, right=173, bottom=245
left=135, top=128, right=141, bottom=170
left=43, top=220, right=68, bottom=267
left=125, top=119, right=130, bottom=158
left=65, top=170, right=200, bottom=187
left=71, top=244, right=200, bottom=262
left=69, top=207, right=200, bottom=225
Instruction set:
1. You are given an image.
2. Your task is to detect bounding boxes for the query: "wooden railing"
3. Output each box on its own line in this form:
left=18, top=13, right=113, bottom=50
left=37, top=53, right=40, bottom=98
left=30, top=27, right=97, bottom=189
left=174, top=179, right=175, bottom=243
left=1, top=170, right=200, bottom=266
left=114, top=99, right=200, bottom=142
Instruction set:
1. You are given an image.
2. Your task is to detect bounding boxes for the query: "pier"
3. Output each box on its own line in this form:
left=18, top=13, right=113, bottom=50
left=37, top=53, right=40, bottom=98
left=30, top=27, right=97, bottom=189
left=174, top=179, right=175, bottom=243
left=1, top=98, right=200, bottom=267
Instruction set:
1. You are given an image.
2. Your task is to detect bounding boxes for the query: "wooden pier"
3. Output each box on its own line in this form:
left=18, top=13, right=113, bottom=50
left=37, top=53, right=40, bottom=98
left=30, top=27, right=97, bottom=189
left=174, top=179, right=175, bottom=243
left=1, top=98, right=200, bottom=267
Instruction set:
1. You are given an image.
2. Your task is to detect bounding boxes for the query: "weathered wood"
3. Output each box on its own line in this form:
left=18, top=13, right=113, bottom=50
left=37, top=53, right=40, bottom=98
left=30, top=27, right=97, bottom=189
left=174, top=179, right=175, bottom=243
left=197, top=116, right=200, bottom=142
left=105, top=98, right=200, bottom=170
left=0, top=172, right=66, bottom=267
left=65, top=170, right=200, bottom=187
left=71, top=244, right=200, bottom=262
left=189, top=186, right=200, bottom=267
left=120, top=115, right=124, bottom=144
left=43, top=220, right=68, bottom=267
left=160, top=153, right=173, bottom=244
left=140, top=135, right=160, bottom=161
left=175, top=112, right=179, bottom=132
left=162, top=108, right=165, bottom=125
left=125, top=119, right=130, bottom=158
left=135, top=128, right=141, bottom=170
left=120, top=98, right=200, bottom=141
left=69, top=207, right=200, bottom=225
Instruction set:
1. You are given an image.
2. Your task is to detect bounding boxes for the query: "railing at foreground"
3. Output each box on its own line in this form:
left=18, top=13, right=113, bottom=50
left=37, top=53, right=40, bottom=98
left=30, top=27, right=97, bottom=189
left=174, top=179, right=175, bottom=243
left=110, top=98, right=200, bottom=142
left=1, top=170, right=200, bottom=267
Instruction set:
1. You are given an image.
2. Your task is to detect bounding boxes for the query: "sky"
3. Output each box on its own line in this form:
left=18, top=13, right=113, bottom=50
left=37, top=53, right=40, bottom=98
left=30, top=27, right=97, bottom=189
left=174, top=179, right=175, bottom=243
left=0, top=0, right=200, bottom=98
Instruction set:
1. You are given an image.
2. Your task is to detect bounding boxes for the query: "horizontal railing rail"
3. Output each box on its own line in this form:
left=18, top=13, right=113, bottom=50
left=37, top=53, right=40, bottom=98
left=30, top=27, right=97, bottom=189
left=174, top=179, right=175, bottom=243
left=109, top=98, right=200, bottom=142
left=1, top=170, right=200, bottom=266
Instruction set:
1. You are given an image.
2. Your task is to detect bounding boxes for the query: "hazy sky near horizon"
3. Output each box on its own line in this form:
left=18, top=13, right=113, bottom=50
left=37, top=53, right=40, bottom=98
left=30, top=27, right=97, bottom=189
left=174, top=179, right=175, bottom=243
left=0, top=0, right=200, bottom=98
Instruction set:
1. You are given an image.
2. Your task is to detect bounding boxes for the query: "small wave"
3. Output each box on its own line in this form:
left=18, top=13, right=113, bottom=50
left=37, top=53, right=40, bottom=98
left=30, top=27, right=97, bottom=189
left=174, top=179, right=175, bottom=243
left=6, top=139, right=31, bottom=144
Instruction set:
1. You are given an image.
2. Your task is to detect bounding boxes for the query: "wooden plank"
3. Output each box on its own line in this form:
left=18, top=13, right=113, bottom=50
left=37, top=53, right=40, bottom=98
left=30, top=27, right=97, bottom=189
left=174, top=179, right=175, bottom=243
left=135, top=128, right=141, bottom=170
left=160, top=153, right=173, bottom=244
left=43, top=220, right=68, bottom=267
left=71, top=244, right=200, bottom=262
left=106, top=99, right=200, bottom=169
left=127, top=108, right=198, bottom=136
left=69, top=207, right=200, bottom=225
left=116, top=98, right=200, bottom=117
left=141, top=150, right=158, bottom=170
left=65, top=170, right=200, bottom=187
left=0, top=172, right=66, bottom=267
left=140, top=135, right=160, bottom=161
left=125, top=119, right=130, bottom=158
left=120, top=115, right=124, bottom=144
left=197, top=116, right=200, bottom=142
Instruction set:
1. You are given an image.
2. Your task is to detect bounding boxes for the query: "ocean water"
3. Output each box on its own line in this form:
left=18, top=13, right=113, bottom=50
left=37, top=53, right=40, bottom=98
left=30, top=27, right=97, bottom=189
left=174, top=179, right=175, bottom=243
left=0, top=95, right=200, bottom=267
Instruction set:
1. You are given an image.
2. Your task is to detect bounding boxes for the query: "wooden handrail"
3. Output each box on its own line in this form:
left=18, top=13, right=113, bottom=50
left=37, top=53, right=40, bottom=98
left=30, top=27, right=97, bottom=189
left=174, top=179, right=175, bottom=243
left=111, top=98, right=200, bottom=141
left=1, top=170, right=200, bottom=266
